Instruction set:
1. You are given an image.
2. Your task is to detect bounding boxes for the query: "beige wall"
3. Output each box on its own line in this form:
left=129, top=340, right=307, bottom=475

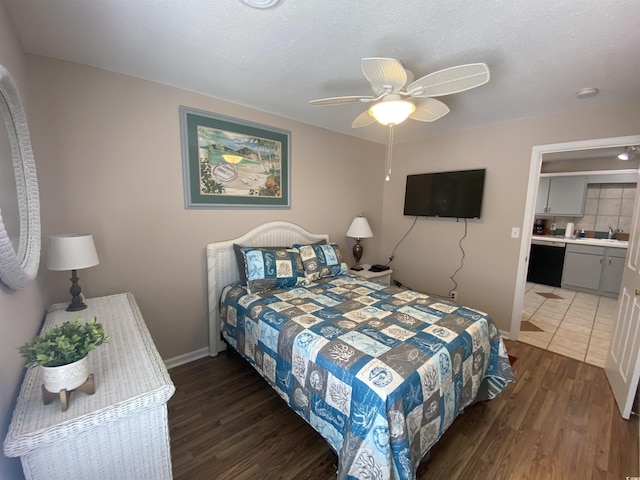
left=380, top=102, right=640, bottom=333
left=27, top=55, right=386, bottom=361
left=0, top=4, right=47, bottom=479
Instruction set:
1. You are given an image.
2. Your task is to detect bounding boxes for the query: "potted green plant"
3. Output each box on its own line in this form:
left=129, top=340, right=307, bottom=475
left=19, top=317, right=110, bottom=393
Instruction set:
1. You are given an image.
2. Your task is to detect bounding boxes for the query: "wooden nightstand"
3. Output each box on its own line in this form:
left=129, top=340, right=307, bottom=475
left=350, top=264, right=393, bottom=286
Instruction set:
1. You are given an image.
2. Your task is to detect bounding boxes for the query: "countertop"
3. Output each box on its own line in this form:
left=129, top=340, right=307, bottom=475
left=532, top=235, right=628, bottom=249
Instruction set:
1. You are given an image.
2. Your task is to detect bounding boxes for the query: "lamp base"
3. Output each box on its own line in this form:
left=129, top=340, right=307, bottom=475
left=352, top=240, right=364, bottom=270
left=66, top=301, right=87, bottom=312
left=67, top=269, right=87, bottom=311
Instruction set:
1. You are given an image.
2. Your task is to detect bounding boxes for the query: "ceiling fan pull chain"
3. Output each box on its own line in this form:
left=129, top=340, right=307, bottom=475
left=385, top=124, right=395, bottom=181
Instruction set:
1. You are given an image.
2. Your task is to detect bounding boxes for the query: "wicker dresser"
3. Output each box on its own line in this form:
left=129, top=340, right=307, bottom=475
left=3, top=293, right=175, bottom=480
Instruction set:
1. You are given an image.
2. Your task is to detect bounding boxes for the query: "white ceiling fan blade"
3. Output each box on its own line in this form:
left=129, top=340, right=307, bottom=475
left=361, top=58, right=407, bottom=93
left=352, top=110, right=375, bottom=128
left=407, top=63, right=490, bottom=98
left=309, top=95, right=375, bottom=106
left=410, top=98, right=450, bottom=122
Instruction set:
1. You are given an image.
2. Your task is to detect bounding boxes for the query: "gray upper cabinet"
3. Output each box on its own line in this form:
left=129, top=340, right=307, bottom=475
left=536, top=176, right=587, bottom=216
left=535, top=177, right=550, bottom=215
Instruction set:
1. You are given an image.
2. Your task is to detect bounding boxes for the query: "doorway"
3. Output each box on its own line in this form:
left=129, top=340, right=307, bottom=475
left=521, top=165, right=637, bottom=366
left=511, top=135, right=640, bottom=345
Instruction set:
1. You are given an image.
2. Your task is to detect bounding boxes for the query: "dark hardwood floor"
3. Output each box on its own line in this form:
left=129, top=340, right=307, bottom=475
left=167, top=340, right=639, bottom=479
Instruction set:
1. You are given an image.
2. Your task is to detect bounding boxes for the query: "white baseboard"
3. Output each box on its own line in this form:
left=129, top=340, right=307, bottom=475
left=164, top=347, right=209, bottom=370
left=499, top=329, right=511, bottom=340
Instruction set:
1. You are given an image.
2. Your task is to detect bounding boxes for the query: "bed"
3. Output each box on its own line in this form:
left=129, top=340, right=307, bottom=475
left=207, top=221, right=514, bottom=480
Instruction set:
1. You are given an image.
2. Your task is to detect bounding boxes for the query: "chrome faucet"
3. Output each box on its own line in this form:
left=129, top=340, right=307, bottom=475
left=608, top=226, right=621, bottom=240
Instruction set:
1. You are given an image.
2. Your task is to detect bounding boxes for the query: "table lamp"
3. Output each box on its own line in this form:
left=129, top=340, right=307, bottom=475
left=48, top=234, right=100, bottom=311
left=346, top=215, right=373, bottom=271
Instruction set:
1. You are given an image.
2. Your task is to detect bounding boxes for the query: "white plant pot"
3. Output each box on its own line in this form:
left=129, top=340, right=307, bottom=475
left=41, top=356, right=90, bottom=393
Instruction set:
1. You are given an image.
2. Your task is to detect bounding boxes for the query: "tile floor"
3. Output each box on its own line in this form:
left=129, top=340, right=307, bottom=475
left=519, top=282, right=616, bottom=367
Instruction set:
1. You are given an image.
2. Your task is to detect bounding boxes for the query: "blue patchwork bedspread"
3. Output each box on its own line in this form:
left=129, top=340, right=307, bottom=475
left=220, top=275, right=514, bottom=480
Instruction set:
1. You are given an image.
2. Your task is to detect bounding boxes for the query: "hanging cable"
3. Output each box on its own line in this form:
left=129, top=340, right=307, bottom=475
left=386, top=216, right=418, bottom=265
left=449, top=218, right=468, bottom=296
left=385, top=124, right=395, bottom=181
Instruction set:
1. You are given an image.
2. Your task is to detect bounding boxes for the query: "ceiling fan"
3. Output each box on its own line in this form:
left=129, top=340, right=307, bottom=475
left=309, top=58, right=490, bottom=181
left=309, top=58, right=490, bottom=128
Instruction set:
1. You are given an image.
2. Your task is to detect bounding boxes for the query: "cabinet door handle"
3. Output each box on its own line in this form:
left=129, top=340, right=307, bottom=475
left=609, top=258, right=612, bottom=265
left=600, top=258, right=603, bottom=264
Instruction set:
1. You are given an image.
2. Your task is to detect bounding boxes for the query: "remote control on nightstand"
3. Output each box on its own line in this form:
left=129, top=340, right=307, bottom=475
left=370, top=264, right=390, bottom=272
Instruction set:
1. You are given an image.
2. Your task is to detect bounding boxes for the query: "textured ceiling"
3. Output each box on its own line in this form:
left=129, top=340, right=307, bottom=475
left=3, top=0, right=640, bottom=145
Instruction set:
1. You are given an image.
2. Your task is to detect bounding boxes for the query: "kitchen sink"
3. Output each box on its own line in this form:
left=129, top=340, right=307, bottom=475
left=574, top=237, right=629, bottom=247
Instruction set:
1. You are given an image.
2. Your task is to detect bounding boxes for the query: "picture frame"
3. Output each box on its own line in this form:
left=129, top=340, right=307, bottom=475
left=180, top=106, right=291, bottom=208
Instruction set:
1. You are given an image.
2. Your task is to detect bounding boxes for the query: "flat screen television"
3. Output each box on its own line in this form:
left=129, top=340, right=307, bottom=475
left=403, top=168, right=486, bottom=219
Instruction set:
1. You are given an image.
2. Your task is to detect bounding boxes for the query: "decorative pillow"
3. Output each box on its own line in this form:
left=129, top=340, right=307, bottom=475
left=309, top=239, right=328, bottom=246
left=295, top=243, right=348, bottom=282
left=233, top=243, right=249, bottom=285
left=234, top=240, right=327, bottom=285
left=241, top=247, right=306, bottom=294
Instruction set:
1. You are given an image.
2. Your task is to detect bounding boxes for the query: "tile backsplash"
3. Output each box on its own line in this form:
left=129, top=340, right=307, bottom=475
left=543, top=183, right=636, bottom=235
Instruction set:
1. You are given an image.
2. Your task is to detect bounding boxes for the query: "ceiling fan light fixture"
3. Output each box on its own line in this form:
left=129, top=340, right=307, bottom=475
left=369, top=100, right=415, bottom=126
left=310, top=58, right=490, bottom=129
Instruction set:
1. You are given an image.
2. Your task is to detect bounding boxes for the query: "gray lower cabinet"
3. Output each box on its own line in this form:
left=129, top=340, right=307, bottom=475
left=562, top=246, right=603, bottom=291
left=602, top=249, right=626, bottom=296
left=561, top=243, right=626, bottom=297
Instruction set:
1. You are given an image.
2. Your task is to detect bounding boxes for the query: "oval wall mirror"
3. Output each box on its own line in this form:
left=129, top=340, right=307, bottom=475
left=0, top=64, right=41, bottom=289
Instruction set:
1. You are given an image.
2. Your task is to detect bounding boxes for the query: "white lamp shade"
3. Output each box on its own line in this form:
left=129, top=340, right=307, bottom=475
left=346, top=217, right=373, bottom=239
left=369, top=100, right=415, bottom=126
left=48, top=234, right=100, bottom=271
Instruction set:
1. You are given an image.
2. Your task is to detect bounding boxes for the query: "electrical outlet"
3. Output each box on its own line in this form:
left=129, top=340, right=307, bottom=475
left=449, top=291, right=458, bottom=300
left=511, top=227, right=520, bottom=239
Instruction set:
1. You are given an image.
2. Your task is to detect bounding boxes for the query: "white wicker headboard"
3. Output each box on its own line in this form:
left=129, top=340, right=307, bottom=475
left=206, top=221, right=329, bottom=356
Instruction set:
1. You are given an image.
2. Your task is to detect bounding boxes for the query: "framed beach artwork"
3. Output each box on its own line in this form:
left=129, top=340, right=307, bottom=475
left=180, top=106, right=290, bottom=208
